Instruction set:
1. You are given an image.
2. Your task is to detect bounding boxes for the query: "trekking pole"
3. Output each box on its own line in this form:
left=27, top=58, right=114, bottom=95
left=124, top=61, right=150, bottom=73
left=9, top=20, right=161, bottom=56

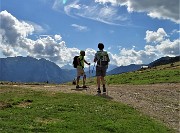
left=106, top=77, right=108, bottom=96
left=89, top=65, right=91, bottom=79
left=105, top=69, right=108, bottom=96
left=92, top=63, right=96, bottom=73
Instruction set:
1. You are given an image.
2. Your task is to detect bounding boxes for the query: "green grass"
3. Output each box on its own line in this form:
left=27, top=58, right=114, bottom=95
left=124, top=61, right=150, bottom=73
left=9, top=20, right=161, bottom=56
left=83, top=62, right=180, bottom=85
left=0, top=86, right=174, bottom=133
left=106, top=68, right=180, bottom=85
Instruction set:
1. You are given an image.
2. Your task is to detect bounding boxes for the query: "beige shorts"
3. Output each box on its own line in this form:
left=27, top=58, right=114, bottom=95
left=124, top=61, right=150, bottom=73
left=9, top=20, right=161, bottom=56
left=77, top=67, right=85, bottom=77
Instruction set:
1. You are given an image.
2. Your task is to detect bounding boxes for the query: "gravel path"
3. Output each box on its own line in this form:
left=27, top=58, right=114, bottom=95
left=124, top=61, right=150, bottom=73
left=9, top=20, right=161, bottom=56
left=19, top=83, right=180, bottom=132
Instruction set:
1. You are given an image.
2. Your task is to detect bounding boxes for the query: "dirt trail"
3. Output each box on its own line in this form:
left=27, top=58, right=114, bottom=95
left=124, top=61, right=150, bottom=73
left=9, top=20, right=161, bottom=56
left=19, top=83, right=179, bottom=132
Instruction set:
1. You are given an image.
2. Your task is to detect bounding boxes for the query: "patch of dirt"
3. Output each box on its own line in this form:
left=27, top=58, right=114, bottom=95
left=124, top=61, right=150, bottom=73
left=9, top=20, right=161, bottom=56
left=0, top=102, right=12, bottom=109
left=16, top=100, right=33, bottom=108
left=3, top=83, right=180, bottom=132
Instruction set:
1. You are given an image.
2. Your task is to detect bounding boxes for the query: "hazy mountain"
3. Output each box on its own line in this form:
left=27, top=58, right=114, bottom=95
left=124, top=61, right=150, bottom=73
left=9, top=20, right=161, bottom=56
left=61, top=64, right=74, bottom=70
left=0, top=56, right=74, bottom=83
left=107, top=64, right=142, bottom=75
left=107, top=64, right=118, bottom=72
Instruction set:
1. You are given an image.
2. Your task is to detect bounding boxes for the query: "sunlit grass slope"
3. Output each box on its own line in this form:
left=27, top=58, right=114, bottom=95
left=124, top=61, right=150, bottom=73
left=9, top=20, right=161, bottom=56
left=0, top=86, right=174, bottom=133
left=83, top=62, right=180, bottom=85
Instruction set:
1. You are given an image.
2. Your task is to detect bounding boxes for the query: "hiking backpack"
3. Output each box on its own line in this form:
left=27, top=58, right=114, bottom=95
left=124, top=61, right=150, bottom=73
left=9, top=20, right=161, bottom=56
left=97, top=51, right=109, bottom=67
left=73, top=56, right=79, bottom=68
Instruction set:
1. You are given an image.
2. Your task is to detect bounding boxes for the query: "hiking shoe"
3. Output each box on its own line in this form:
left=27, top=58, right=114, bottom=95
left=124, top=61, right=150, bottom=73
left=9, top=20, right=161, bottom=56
left=103, top=88, right=106, bottom=93
left=97, top=88, right=101, bottom=94
left=82, top=85, right=88, bottom=88
left=103, top=85, right=106, bottom=93
left=76, top=85, right=80, bottom=89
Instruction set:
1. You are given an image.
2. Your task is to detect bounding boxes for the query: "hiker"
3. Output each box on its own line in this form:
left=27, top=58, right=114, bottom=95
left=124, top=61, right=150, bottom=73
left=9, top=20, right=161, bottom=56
left=94, top=43, right=110, bottom=94
left=76, top=50, right=90, bottom=89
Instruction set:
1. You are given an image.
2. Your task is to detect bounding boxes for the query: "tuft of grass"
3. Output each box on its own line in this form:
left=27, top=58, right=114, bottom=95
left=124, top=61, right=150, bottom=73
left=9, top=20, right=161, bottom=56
left=0, top=86, right=175, bottom=133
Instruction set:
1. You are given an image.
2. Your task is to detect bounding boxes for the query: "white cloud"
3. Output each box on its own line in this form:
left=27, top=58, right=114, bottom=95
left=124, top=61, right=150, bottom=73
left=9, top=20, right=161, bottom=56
left=95, top=0, right=180, bottom=23
left=57, top=1, right=129, bottom=25
left=171, top=29, right=180, bottom=35
left=111, top=28, right=179, bottom=66
left=52, top=0, right=179, bottom=25
left=145, top=28, right=167, bottom=43
left=0, top=10, right=80, bottom=66
left=64, top=1, right=81, bottom=14
left=0, top=10, right=34, bottom=46
left=26, top=21, right=47, bottom=34
left=71, top=24, right=88, bottom=31
left=54, top=34, right=62, bottom=41
left=0, top=10, right=179, bottom=67
left=77, top=5, right=128, bottom=25
left=52, top=0, right=64, bottom=11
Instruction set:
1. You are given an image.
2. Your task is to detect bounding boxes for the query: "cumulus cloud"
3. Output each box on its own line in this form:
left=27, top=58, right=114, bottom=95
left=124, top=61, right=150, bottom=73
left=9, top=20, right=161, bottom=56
left=54, top=34, right=62, bottom=41
left=0, top=10, right=34, bottom=46
left=145, top=28, right=167, bottom=43
left=0, top=10, right=80, bottom=66
left=95, top=0, right=180, bottom=23
left=111, top=28, right=179, bottom=65
left=0, top=10, right=179, bottom=67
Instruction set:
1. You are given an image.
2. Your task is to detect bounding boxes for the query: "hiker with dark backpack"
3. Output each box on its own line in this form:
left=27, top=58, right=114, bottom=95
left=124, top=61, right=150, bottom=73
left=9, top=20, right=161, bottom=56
left=94, top=43, right=110, bottom=94
left=73, top=50, right=90, bottom=89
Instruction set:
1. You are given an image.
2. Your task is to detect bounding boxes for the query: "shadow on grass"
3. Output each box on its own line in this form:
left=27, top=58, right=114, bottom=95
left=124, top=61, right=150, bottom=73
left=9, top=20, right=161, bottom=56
left=95, top=93, right=113, bottom=100
left=71, top=88, right=88, bottom=91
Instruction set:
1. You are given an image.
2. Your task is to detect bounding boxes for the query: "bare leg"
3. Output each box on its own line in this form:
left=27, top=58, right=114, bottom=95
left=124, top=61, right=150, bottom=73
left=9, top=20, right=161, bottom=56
left=101, top=76, right=106, bottom=93
left=83, top=75, right=86, bottom=86
left=97, top=76, right=101, bottom=89
left=101, top=76, right=105, bottom=85
left=76, top=76, right=80, bottom=86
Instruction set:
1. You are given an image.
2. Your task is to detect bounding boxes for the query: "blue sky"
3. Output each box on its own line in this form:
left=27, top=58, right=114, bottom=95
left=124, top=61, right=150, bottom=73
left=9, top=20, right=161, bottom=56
left=0, top=0, right=179, bottom=67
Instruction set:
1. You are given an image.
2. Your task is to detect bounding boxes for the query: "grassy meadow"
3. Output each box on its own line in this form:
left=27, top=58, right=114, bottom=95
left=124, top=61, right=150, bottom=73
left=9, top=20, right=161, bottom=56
left=0, top=86, right=175, bottom=133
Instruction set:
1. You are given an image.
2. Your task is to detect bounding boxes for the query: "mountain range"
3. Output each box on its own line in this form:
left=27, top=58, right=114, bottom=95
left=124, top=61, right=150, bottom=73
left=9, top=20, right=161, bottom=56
left=0, top=55, right=179, bottom=83
left=107, top=64, right=143, bottom=75
left=0, top=56, right=75, bottom=83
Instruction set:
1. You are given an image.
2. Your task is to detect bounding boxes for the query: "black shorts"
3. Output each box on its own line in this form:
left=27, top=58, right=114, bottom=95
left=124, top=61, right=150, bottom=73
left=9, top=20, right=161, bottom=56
left=96, top=66, right=107, bottom=77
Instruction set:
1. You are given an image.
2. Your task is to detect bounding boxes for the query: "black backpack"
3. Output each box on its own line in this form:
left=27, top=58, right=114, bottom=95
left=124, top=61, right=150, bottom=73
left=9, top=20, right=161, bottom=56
left=73, top=56, right=79, bottom=68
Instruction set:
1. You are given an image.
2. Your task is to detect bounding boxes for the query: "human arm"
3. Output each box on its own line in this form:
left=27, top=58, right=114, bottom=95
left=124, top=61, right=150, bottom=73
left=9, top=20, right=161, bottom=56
left=84, top=60, right=90, bottom=65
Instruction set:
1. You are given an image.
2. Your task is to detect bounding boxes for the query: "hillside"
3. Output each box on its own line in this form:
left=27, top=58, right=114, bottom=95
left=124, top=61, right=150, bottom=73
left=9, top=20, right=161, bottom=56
left=107, top=56, right=179, bottom=75
left=148, top=56, right=180, bottom=67
left=82, top=61, right=180, bottom=85
left=106, top=62, right=180, bottom=85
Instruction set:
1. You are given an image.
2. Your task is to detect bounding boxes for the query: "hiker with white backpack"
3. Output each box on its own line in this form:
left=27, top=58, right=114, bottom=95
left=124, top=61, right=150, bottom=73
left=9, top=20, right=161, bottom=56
left=94, top=43, right=110, bottom=94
